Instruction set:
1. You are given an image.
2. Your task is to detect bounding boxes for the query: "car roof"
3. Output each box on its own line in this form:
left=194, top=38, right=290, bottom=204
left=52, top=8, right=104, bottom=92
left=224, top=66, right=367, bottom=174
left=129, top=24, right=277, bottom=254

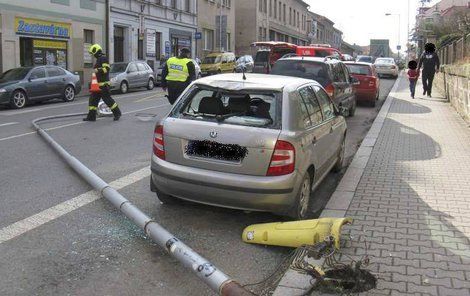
left=194, top=73, right=318, bottom=91
left=344, top=61, right=373, bottom=67
left=277, top=56, right=339, bottom=64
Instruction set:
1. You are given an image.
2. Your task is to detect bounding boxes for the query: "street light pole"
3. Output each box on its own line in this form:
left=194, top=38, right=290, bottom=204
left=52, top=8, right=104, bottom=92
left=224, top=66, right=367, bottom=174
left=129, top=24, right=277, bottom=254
left=385, top=13, right=401, bottom=61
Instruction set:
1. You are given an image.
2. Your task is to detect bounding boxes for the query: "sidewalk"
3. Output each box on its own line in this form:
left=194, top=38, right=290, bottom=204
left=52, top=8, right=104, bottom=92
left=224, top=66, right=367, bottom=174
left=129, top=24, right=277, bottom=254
left=274, top=75, right=470, bottom=295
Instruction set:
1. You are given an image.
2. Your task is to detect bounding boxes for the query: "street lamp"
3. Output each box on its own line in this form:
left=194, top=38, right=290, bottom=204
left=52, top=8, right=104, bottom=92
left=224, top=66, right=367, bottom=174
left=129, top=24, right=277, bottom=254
left=385, top=13, right=401, bottom=61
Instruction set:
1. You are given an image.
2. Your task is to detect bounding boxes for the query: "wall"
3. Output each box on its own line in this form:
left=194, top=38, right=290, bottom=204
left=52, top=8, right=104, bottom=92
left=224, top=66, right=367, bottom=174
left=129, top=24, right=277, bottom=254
left=234, top=0, right=257, bottom=55
left=435, top=63, right=470, bottom=123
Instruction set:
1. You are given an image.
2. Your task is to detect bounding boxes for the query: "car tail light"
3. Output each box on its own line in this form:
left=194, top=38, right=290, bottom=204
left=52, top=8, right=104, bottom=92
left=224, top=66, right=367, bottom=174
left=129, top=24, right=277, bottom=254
left=153, top=125, right=165, bottom=160
left=267, top=140, right=295, bottom=176
left=325, top=84, right=335, bottom=97
left=368, top=77, right=375, bottom=87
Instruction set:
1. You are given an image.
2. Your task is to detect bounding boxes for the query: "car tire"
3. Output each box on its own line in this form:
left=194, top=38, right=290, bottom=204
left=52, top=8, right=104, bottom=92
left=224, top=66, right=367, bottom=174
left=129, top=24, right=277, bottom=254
left=10, top=90, right=27, bottom=109
left=290, top=173, right=312, bottom=220
left=333, top=136, right=346, bottom=173
left=349, top=99, right=356, bottom=117
left=120, top=81, right=129, bottom=94
left=62, top=85, right=75, bottom=102
left=147, top=78, right=155, bottom=90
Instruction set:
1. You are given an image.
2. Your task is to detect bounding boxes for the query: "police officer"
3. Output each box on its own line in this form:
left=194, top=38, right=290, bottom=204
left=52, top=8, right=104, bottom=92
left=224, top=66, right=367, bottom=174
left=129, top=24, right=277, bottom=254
left=418, top=43, right=440, bottom=98
left=161, top=48, right=196, bottom=105
left=83, top=44, right=122, bottom=121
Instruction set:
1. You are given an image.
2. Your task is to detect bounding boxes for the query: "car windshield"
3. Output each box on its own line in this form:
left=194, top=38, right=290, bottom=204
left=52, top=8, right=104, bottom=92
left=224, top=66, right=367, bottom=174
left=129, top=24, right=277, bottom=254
left=0, top=68, right=31, bottom=81
left=271, top=60, right=330, bottom=86
left=346, top=64, right=372, bottom=75
left=110, top=63, right=129, bottom=73
left=170, top=85, right=281, bottom=129
left=203, top=56, right=221, bottom=64
left=375, top=58, right=394, bottom=64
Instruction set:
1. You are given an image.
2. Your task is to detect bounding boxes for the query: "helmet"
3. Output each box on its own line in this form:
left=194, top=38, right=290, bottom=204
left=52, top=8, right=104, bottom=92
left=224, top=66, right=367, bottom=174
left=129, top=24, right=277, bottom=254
left=88, top=44, right=102, bottom=55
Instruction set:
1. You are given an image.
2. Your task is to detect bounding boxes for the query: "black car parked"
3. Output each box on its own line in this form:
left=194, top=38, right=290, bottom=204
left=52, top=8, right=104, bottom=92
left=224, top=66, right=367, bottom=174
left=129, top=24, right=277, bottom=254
left=0, top=66, right=81, bottom=109
left=271, top=56, right=358, bottom=116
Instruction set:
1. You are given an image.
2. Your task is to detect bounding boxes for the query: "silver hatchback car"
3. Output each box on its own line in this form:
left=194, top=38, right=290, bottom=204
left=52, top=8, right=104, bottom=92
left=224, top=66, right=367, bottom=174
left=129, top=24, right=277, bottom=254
left=150, top=74, right=347, bottom=218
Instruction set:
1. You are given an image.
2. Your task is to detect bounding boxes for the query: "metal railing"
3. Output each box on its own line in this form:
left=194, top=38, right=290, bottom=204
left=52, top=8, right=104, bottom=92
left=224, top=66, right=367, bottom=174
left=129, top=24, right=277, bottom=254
left=438, top=33, right=469, bottom=65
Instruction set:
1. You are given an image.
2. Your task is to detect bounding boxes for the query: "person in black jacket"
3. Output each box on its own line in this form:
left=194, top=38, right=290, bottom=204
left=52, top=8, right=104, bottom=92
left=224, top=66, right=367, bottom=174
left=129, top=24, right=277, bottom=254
left=418, top=43, right=440, bottom=98
left=83, top=44, right=122, bottom=121
left=161, top=48, right=196, bottom=105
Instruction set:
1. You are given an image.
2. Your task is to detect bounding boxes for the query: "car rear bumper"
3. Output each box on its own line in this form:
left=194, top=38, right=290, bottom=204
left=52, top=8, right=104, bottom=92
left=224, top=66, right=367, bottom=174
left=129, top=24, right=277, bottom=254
left=376, top=68, right=398, bottom=76
left=150, top=155, right=300, bottom=213
left=355, top=89, right=377, bottom=100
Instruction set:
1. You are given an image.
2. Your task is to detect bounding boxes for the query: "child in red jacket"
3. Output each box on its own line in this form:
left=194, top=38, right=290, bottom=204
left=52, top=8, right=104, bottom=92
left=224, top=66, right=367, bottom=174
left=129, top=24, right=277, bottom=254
left=407, top=60, right=419, bottom=99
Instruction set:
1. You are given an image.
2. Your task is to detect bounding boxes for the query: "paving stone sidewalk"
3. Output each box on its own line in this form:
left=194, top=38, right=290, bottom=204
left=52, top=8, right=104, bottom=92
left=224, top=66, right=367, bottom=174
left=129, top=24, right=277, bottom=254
left=274, top=75, right=470, bottom=296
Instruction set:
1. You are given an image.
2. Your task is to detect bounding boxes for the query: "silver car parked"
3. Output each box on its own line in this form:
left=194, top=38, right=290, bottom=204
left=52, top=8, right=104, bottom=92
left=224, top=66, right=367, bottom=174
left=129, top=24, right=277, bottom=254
left=150, top=74, right=347, bottom=219
left=109, top=61, right=155, bottom=94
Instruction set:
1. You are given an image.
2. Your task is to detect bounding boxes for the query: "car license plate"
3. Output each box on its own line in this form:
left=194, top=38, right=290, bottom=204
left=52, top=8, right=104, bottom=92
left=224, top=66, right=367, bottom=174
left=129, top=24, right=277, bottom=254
left=186, top=140, right=248, bottom=162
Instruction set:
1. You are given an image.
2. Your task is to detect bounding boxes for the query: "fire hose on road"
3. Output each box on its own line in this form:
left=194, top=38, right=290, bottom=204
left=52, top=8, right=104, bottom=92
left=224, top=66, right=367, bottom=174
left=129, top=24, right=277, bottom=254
left=32, top=113, right=254, bottom=296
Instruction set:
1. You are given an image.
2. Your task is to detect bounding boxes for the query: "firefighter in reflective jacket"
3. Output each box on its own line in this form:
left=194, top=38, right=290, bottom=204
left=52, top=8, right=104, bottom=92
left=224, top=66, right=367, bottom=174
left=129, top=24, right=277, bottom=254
left=161, top=48, right=196, bottom=105
left=83, top=44, right=122, bottom=121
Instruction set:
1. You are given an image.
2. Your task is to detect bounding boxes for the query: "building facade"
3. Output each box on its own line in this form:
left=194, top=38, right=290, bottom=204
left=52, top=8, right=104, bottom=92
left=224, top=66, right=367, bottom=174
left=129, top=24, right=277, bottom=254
left=235, top=0, right=310, bottom=55
left=307, top=11, right=342, bottom=49
left=0, top=0, right=106, bottom=83
left=109, top=0, right=197, bottom=70
left=196, top=0, right=235, bottom=59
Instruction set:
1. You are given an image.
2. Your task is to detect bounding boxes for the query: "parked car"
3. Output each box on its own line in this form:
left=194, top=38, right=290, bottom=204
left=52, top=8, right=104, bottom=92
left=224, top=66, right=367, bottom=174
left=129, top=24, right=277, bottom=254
left=156, top=59, right=201, bottom=85
left=200, top=52, right=236, bottom=76
left=345, top=62, right=380, bottom=107
left=356, top=55, right=374, bottom=63
left=150, top=73, right=348, bottom=219
left=251, top=42, right=297, bottom=73
left=109, top=61, right=155, bottom=94
left=0, top=66, right=81, bottom=109
left=235, top=55, right=254, bottom=73
left=270, top=56, right=358, bottom=116
left=374, top=57, right=399, bottom=78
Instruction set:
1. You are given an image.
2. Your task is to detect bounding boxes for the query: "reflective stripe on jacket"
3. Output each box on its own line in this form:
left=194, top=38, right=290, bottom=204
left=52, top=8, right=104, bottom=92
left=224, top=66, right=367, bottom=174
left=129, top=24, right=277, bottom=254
left=166, top=57, right=191, bottom=82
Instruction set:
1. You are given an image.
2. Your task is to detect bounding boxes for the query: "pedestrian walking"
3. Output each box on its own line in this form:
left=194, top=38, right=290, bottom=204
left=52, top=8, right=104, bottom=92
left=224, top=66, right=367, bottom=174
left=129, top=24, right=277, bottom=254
left=418, top=43, right=440, bottom=98
left=407, top=60, right=419, bottom=99
left=83, top=44, right=121, bottom=121
left=161, top=48, right=196, bottom=105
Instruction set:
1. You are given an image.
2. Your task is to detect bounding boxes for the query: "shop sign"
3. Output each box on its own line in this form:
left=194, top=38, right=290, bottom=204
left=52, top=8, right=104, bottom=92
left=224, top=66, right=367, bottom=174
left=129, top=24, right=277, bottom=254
left=15, top=17, right=70, bottom=39
left=33, top=39, right=67, bottom=49
left=178, top=39, right=191, bottom=47
left=146, top=30, right=156, bottom=57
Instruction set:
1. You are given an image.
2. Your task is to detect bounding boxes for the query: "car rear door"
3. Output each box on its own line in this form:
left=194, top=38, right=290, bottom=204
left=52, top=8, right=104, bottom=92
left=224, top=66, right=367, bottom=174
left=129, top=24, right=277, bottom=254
left=45, top=66, right=66, bottom=97
left=25, top=67, right=48, bottom=100
left=331, top=63, right=347, bottom=106
left=313, top=85, right=344, bottom=166
left=297, top=85, right=331, bottom=178
left=341, top=63, right=355, bottom=108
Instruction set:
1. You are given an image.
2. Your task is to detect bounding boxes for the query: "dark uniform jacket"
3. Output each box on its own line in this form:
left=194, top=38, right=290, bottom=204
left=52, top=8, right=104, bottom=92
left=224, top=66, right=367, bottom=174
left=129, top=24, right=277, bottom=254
left=94, top=53, right=111, bottom=85
left=418, top=52, right=440, bottom=74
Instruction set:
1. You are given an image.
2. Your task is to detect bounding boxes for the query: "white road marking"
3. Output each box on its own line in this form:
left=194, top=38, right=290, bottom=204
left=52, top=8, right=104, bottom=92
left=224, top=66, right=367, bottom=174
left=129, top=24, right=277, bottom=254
left=0, top=103, right=169, bottom=142
left=0, top=91, right=165, bottom=116
left=135, top=94, right=166, bottom=102
left=0, top=122, right=18, bottom=127
left=0, top=166, right=151, bottom=244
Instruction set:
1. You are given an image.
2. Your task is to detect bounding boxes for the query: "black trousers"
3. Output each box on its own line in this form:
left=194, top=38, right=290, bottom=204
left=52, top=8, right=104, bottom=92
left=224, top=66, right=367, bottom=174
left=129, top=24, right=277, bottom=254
left=86, top=85, right=121, bottom=120
left=422, top=71, right=435, bottom=96
left=167, top=81, right=189, bottom=105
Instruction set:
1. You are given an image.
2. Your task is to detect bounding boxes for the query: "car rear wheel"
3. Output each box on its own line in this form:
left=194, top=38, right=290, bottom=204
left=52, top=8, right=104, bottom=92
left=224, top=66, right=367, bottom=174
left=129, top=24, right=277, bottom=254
left=147, top=78, right=155, bottom=90
left=10, top=90, right=27, bottom=109
left=62, top=85, right=75, bottom=102
left=120, top=81, right=129, bottom=94
left=290, top=173, right=312, bottom=219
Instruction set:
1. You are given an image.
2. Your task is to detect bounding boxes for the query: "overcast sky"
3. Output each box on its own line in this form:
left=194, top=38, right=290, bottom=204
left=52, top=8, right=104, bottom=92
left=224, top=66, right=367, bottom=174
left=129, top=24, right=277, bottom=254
left=305, top=0, right=439, bottom=50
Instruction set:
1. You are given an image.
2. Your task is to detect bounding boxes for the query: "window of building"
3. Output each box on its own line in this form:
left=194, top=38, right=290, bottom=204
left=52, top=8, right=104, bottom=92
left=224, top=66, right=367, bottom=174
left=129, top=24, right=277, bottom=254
left=289, top=7, right=292, bottom=25
left=114, top=26, right=124, bottom=62
left=297, top=12, right=300, bottom=28
left=259, top=0, right=262, bottom=12
left=279, top=1, right=281, bottom=20
left=264, top=0, right=267, bottom=13
left=171, top=0, right=177, bottom=9
left=84, top=29, right=94, bottom=67
left=274, top=1, right=277, bottom=18
left=203, top=28, right=214, bottom=50
left=269, top=0, right=272, bottom=16
left=226, top=33, right=231, bottom=51
left=293, top=9, right=296, bottom=26
left=185, top=0, right=190, bottom=12
left=155, top=0, right=162, bottom=5
left=155, top=32, right=161, bottom=59
left=283, top=4, right=286, bottom=23
left=138, top=29, right=143, bottom=60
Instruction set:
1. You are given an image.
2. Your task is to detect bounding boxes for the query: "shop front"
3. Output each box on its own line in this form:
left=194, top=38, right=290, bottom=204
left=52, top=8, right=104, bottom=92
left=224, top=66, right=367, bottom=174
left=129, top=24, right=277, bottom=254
left=15, top=17, right=70, bottom=69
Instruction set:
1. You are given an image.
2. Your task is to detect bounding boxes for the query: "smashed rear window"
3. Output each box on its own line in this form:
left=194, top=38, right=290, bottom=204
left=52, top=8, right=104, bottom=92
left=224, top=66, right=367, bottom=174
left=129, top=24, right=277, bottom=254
left=170, top=85, right=281, bottom=129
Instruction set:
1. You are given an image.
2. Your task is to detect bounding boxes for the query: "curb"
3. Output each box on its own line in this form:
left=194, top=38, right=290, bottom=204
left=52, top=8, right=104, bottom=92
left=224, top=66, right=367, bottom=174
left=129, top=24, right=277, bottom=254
left=272, top=75, right=404, bottom=296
